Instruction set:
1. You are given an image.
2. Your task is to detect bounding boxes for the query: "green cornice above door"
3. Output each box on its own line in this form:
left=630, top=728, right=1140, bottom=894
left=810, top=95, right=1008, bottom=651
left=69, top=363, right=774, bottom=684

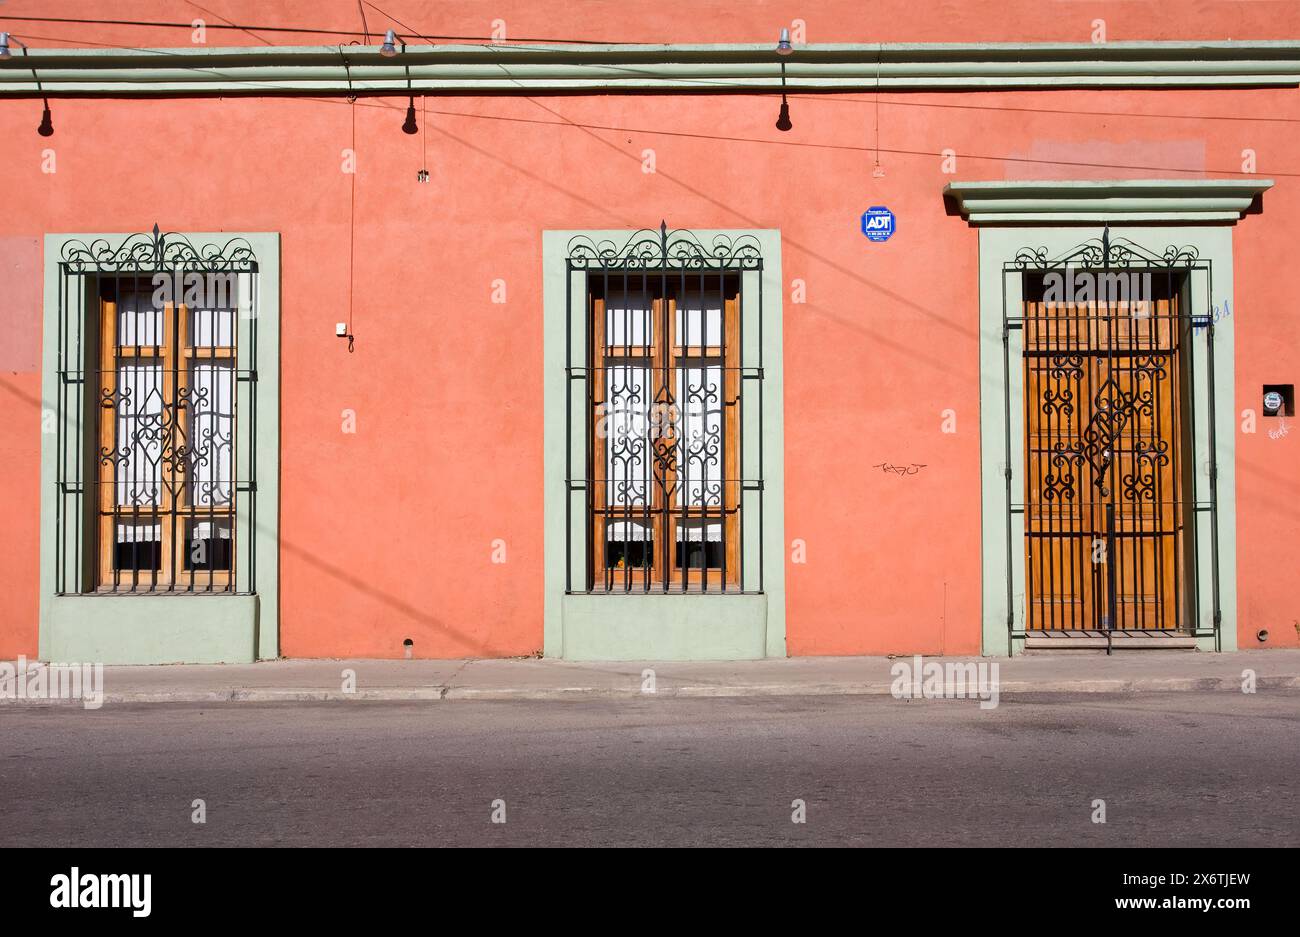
left=945, top=179, right=1275, bottom=225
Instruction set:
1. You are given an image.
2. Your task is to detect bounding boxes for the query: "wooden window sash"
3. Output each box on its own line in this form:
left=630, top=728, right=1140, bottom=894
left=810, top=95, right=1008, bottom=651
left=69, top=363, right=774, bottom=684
left=97, top=291, right=233, bottom=592
left=590, top=284, right=741, bottom=590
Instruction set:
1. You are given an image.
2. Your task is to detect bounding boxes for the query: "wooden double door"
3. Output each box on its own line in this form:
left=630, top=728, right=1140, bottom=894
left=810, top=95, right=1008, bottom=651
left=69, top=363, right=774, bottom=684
left=1022, top=273, right=1191, bottom=632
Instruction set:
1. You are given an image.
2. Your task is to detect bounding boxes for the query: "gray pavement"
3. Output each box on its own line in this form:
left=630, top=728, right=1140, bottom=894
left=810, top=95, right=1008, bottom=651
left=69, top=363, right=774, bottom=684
left=3, top=650, right=1298, bottom=705
left=1, top=690, right=1296, bottom=847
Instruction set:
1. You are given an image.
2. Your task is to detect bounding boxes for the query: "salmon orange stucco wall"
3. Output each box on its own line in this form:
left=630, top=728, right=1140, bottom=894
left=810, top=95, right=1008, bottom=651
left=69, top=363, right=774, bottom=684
left=1231, top=183, right=1300, bottom=652
left=1, top=0, right=1298, bottom=658
left=0, top=90, right=986, bottom=659
left=0, top=236, right=43, bottom=659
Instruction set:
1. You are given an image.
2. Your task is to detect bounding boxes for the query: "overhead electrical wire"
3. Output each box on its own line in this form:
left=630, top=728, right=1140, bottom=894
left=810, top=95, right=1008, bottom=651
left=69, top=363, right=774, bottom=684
left=355, top=1, right=370, bottom=45
left=795, top=93, right=1300, bottom=125
left=380, top=104, right=1300, bottom=178
left=356, top=3, right=1295, bottom=181
left=1, top=24, right=1296, bottom=177
left=0, top=13, right=644, bottom=44
left=182, top=1, right=274, bottom=46
left=359, top=0, right=633, bottom=164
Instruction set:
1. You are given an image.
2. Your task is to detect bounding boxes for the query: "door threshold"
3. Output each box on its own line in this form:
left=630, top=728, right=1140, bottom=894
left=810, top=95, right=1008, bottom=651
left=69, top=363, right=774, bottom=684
left=1023, top=631, right=1198, bottom=650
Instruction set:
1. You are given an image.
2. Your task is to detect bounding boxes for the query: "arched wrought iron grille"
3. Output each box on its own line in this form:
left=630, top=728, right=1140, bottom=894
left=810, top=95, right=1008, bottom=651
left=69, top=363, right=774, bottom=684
left=566, top=223, right=765, bottom=594
left=1003, top=230, right=1219, bottom=644
left=54, top=226, right=259, bottom=594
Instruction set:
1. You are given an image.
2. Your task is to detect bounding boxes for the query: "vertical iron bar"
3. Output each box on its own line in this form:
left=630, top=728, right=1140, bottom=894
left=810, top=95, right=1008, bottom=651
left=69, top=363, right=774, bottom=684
left=645, top=272, right=652, bottom=589
left=74, top=268, right=83, bottom=593
left=1106, top=501, right=1117, bottom=655
left=720, top=270, right=728, bottom=594
left=1046, top=285, right=1057, bottom=631
left=56, top=267, right=66, bottom=593
left=1207, top=307, right=1221, bottom=648
left=243, top=265, right=253, bottom=594
left=166, top=269, right=177, bottom=592
left=624, top=266, right=634, bottom=587
left=662, top=255, right=670, bottom=593
left=1191, top=269, right=1202, bottom=634
left=1025, top=286, right=1038, bottom=630
left=598, top=262, right=608, bottom=587
left=565, top=260, right=573, bottom=592
left=757, top=256, right=765, bottom=595
left=1126, top=265, right=1140, bottom=631
left=1101, top=231, right=1118, bottom=632
left=738, top=263, right=745, bottom=592
left=1002, top=271, right=1015, bottom=642
left=1169, top=269, right=1181, bottom=631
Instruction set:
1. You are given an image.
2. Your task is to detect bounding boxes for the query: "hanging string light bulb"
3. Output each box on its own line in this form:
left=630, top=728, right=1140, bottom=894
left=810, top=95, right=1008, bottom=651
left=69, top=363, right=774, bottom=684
left=871, top=48, right=885, bottom=178
left=417, top=96, right=430, bottom=182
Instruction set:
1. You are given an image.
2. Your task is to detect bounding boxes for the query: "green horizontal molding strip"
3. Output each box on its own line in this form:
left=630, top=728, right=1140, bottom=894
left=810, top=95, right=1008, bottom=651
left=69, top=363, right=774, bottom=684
left=5, top=41, right=1300, bottom=96
left=945, top=179, right=1274, bottom=224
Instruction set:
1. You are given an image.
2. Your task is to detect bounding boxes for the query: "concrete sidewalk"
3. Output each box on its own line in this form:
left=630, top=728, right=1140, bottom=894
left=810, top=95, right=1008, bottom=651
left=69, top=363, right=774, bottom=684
left=3, top=650, right=1299, bottom=705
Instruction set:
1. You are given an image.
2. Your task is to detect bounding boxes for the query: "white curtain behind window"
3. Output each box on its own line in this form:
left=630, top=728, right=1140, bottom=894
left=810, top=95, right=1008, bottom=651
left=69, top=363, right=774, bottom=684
left=676, top=521, right=723, bottom=542
left=606, top=520, right=653, bottom=542
left=116, top=289, right=163, bottom=347
left=675, top=363, right=724, bottom=507
left=190, top=302, right=236, bottom=348
left=675, top=290, right=723, bottom=348
left=604, top=364, right=651, bottom=506
left=605, top=290, right=653, bottom=348
left=188, top=362, right=235, bottom=506
left=114, top=362, right=163, bottom=506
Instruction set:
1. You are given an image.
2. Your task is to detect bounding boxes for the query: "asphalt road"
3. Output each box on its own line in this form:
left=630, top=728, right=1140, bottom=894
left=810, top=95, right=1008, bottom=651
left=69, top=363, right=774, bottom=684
left=1, top=691, right=1296, bottom=847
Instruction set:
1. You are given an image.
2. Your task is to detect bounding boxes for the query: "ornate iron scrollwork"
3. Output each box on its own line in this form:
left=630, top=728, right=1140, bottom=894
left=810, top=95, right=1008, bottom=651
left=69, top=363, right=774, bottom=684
left=1042, top=470, right=1077, bottom=502
left=1012, top=235, right=1200, bottom=272
left=1073, top=377, right=1138, bottom=495
left=568, top=220, right=762, bottom=270
left=60, top=223, right=258, bottom=273
left=1047, top=355, right=1085, bottom=380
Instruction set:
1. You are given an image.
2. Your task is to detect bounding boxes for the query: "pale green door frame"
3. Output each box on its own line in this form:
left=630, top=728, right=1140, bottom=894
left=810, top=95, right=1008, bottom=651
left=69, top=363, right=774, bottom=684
left=977, top=225, right=1238, bottom=656
left=39, top=231, right=280, bottom=665
left=542, top=228, right=786, bottom=660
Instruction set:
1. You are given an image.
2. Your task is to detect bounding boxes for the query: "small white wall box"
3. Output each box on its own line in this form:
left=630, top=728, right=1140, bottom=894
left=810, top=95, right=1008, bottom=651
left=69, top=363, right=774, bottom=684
left=335, top=322, right=349, bottom=337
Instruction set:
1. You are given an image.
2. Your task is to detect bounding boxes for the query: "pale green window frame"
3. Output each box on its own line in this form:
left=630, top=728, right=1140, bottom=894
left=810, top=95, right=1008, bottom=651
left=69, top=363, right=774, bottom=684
left=542, top=228, right=786, bottom=660
left=39, top=231, right=280, bottom=664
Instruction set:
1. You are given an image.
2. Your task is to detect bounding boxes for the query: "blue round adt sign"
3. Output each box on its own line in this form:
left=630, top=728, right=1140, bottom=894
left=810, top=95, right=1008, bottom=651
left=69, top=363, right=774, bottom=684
left=861, top=206, right=895, bottom=242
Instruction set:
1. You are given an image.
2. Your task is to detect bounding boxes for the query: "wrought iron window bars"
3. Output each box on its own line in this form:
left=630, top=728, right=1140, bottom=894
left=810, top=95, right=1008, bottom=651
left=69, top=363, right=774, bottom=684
left=55, top=226, right=259, bottom=595
left=566, top=223, right=765, bottom=594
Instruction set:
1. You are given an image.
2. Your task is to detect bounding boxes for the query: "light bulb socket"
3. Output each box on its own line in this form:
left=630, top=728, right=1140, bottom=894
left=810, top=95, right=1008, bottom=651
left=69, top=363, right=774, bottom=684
left=0, top=33, right=11, bottom=58
left=380, top=29, right=399, bottom=57
left=776, top=28, right=793, bottom=56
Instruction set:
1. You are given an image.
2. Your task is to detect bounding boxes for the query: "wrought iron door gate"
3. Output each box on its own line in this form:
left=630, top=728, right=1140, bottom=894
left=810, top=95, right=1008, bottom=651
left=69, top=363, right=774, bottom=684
left=1005, top=231, right=1218, bottom=640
